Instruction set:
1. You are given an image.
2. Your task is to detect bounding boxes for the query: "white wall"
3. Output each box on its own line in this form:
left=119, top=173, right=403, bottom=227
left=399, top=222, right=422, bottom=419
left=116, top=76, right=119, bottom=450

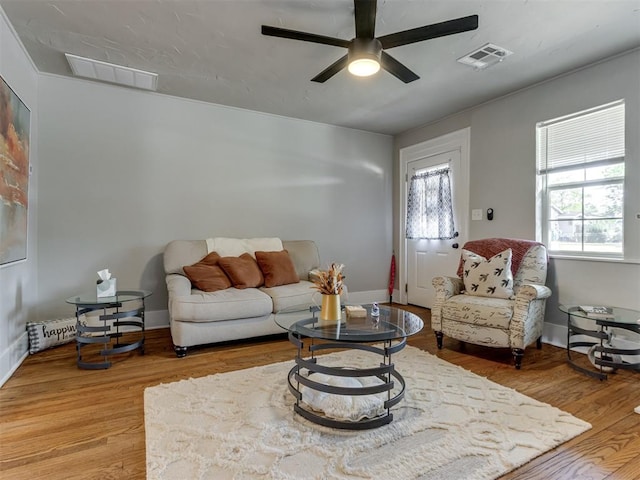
left=395, top=49, right=640, bottom=327
left=36, top=74, right=394, bottom=322
left=0, top=9, right=39, bottom=385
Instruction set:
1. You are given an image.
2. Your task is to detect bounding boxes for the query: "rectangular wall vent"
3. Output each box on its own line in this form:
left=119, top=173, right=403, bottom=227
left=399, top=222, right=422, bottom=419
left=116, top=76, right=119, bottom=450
left=65, top=54, right=158, bottom=91
left=457, top=43, right=513, bottom=70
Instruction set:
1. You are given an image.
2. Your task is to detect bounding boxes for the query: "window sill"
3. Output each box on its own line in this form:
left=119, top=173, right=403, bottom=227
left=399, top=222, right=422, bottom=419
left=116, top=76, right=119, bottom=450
left=549, top=254, right=640, bottom=265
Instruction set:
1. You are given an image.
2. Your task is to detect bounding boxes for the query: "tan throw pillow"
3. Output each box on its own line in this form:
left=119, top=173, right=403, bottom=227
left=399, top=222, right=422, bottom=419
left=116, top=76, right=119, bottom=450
left=462, top=248, right=514, bottom=299
left=183, top=252, right=232, bottom=292
left=218, top=253, right=264, bottom=289
left=255, top=250, right=300, bottom=288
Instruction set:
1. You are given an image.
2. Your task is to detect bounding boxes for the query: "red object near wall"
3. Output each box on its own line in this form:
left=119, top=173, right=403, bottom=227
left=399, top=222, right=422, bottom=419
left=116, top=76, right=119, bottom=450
left=388, top=253, right=396, bottom=303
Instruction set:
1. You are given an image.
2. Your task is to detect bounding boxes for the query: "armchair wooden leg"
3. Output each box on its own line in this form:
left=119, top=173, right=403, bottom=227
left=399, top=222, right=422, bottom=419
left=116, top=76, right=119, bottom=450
left=513, top=348, right=524, bottom=370
left=536, top=337, right=542, bottom=349
left=435, top=332, right=443, bottom=350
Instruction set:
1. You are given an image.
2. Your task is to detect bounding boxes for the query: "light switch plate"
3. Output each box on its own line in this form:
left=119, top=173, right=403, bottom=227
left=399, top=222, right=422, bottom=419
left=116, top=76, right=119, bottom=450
left=472, top=209, right=482, bottom=221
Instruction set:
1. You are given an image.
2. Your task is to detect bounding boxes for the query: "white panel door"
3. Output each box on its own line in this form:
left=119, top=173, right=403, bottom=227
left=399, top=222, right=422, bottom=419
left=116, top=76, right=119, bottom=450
left=406, top=149, right=465, bottom=308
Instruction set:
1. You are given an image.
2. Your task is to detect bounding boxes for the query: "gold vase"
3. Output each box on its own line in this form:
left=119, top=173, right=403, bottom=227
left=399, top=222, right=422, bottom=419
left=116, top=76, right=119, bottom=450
left=320, top=294, right=341, bottom=323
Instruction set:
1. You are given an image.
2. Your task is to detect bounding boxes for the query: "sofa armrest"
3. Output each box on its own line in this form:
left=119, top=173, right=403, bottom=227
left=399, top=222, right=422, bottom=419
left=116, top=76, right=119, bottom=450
left=166, top=273, right=192, bottom=298
left=166, top=274, right=193, bottom=323
left=515, top=283, right=552, bottom=301
left=510, top=283, right=552, bottom=348
left=431, top=276, right=464, bottom=331
left=432, top=276, right=463, bottom=300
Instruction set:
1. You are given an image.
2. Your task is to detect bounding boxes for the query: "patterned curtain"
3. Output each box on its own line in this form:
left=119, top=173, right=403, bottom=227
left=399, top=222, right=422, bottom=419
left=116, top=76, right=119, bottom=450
left=406, top=168, right=456, bottom=239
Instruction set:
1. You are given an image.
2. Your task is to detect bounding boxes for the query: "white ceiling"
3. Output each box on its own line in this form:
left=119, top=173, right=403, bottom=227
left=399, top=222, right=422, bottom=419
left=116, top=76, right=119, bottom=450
left=1, top=0, right=639, bottom=135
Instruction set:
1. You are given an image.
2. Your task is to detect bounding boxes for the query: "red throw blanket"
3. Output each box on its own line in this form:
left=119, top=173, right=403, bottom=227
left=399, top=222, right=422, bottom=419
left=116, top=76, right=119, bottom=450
left=456, top=238, right=545, bottom=278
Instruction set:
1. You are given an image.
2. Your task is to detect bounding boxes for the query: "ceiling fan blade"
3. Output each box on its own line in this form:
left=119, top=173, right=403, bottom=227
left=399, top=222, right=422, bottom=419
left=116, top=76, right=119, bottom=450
left=262, top=25, right=350, bottom=48
left=378, top=15, right=479, bottom=49
left=380, top=51, right=419, bottom=83
left=311, top=55, right=349, bottom=83
left=354, top=0, right=377, bottom=38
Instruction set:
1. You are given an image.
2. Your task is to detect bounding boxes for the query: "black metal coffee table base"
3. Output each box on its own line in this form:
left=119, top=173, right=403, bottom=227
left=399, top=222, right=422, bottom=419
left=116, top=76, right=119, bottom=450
left=286, top=330, right=407, bottom=430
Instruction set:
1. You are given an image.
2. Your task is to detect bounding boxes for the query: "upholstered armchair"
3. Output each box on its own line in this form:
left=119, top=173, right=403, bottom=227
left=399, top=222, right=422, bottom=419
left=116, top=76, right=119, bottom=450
left=431, top=238, right=551, bottom=369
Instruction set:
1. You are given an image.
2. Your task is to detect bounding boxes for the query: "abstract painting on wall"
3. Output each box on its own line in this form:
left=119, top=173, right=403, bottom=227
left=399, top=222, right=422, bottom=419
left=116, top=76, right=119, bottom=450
left=0, top=75, right=30, bottom=266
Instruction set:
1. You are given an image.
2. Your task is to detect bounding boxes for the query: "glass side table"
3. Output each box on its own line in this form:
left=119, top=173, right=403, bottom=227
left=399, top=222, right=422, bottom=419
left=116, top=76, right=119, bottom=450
left=560, top=304, right=640, bottom=380
left=66, top=290, right=152, bottom=369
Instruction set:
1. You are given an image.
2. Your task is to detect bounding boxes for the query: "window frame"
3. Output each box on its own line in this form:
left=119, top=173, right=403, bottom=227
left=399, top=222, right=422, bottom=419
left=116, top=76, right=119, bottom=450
left=536, top=100, right=625, bottom=260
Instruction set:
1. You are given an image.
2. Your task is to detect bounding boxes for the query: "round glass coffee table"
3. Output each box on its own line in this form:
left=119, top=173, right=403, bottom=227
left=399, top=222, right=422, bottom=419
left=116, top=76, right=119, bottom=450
left=275, top=304, right=424, bottom=430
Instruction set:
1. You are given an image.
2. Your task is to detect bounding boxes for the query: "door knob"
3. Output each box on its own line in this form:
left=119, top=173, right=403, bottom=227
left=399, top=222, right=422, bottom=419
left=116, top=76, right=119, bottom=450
left=452, top=243, right=459, bottom=249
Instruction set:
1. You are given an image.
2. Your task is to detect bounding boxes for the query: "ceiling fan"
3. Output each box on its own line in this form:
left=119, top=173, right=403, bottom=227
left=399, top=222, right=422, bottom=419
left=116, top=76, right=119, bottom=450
left=261, top=0, right=478, bottom=83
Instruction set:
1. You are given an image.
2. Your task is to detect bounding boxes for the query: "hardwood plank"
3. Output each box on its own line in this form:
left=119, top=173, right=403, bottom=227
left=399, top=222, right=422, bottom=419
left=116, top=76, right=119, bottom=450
left=1, top=305, right=639, bottom=480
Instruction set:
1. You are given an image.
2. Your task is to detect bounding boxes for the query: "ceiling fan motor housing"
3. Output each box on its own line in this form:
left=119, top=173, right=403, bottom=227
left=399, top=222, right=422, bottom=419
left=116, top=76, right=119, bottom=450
left=348, top=38, right=383, bottom=63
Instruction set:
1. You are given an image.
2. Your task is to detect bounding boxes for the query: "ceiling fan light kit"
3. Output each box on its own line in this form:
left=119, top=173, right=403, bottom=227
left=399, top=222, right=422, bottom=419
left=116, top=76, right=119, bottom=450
left=262, top=0, right=479, bottom=83
left=348, top=38, right=382, bottom=76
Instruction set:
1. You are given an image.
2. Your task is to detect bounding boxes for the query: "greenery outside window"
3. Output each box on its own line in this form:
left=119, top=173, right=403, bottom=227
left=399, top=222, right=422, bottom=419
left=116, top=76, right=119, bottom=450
left=536, top=100, right=625, bottom=258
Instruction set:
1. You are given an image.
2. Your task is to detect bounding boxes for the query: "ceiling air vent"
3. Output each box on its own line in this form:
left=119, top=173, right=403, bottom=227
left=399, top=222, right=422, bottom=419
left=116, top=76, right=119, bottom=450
left=457, top=43, right=513, bottom=70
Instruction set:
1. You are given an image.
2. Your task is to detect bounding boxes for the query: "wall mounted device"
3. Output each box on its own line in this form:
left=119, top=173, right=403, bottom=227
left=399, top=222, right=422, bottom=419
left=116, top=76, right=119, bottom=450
left=487, top=208, right=494, bottom=221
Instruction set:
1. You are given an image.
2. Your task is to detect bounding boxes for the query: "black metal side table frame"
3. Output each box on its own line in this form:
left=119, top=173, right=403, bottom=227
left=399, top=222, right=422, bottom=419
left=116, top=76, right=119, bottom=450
left=564, top=306, right=640, bottom=380
left=68, top=290, right=149, bottom=369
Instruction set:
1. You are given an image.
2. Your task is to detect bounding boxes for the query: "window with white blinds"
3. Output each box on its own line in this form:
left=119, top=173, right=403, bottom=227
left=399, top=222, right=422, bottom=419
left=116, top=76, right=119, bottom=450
left=537, top=100, right=625, bottom=174
left=536, top=100, right=625, bottom=258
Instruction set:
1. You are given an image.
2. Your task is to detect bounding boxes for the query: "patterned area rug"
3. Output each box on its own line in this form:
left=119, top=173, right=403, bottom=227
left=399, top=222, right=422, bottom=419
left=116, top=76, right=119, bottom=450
left=144, top=346, right=590, bottom=480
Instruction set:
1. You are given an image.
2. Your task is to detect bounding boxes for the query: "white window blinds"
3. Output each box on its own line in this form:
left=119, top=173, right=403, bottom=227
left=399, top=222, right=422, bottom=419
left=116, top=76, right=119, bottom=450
left=537, top=100, right=625, bottom=174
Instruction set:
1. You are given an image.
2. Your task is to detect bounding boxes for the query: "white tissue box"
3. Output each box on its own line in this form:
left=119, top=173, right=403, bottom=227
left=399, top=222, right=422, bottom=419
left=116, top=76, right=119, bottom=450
left=345, top=305, right=367, bottom=318
left=97, top=278, right=116, bottom=297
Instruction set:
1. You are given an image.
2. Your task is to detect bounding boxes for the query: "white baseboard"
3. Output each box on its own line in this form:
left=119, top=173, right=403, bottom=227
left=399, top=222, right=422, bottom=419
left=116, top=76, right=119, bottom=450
left=0, top=303, right=575, bottom=389
left=0, top=311, right=170, bottom=389
left=346, top=289, right=390, bottom=305
left=542, top=322, right=568, bottom=349
left=125, top=314, right=580, bottom=354
left=0, top=332, right=29, bottom=388
left=145, top=309, right=170, bottom=330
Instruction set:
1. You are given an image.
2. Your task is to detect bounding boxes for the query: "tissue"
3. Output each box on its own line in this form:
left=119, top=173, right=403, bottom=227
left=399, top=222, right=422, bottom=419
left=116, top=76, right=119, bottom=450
left=97, top=269, right=116, bottom=297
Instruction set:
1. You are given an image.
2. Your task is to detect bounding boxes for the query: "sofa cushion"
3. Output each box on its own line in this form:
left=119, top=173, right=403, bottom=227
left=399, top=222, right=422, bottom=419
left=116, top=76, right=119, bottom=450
left=282, top=240, right=321, bottom=280
left=164, top=240, right=208, bottom=276
left=173, top=288, right=273, bottom=322
left=462, top=248, right=514, bottom=299
left=255, top=250, right=300, bottom=288
left=205, top=237, right=283, bottom=258
left=183, top=252, right=232, bottom=292
left=219, top=253, right=264, bottom=289
left=260, top=280, right=316, bottom=313
left=442, top=294, right=514, bottom=329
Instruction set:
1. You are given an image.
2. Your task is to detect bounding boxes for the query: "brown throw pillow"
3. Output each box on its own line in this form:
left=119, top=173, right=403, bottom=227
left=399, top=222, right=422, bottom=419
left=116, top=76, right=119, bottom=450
left=218, top=253, right=264, bottom=289
left=183, top=252, right=232, bottom=292
left=255, top=250, right=300, bottom=288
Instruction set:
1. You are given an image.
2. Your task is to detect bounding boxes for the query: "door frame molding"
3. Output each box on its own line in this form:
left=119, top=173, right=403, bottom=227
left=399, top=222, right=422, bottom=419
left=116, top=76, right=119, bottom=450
left=398, top=128, right=470, bottom=305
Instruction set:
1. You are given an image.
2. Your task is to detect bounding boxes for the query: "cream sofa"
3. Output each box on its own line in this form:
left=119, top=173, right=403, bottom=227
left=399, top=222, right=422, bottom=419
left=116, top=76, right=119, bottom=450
left=164, top=238, right=321, bottom=357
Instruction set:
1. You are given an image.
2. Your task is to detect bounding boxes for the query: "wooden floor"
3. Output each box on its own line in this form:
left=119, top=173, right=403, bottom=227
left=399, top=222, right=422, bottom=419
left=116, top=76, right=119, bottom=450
left=1, top=305, right=639, bottom=480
